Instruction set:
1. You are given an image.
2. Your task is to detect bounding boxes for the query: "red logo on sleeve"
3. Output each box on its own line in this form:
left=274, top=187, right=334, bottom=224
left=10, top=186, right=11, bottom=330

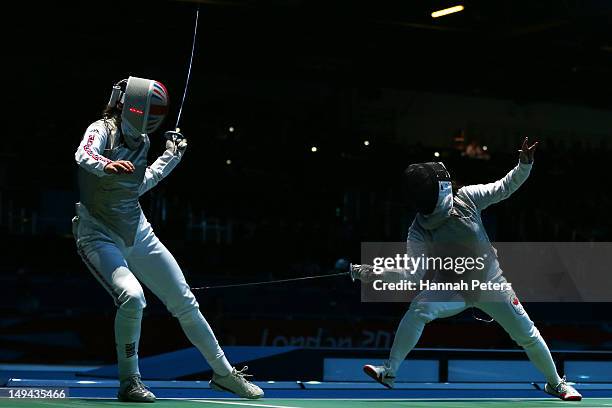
left=83, top=134, right=112, bottom=164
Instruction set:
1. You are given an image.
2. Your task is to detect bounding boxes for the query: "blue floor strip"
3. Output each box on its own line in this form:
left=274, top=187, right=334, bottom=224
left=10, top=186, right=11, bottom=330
left=84, top=346, right=299, bottom=379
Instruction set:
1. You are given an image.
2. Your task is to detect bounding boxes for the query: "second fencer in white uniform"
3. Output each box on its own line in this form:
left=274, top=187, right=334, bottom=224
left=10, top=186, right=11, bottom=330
left=352, top=138, right=581, bottom=401
left=73, top=77, right=263, bottom=402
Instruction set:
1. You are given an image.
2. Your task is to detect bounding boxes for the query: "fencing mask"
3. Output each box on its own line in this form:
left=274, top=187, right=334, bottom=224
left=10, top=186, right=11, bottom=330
left=107, top=76, right=169, bottom=138
left=403, top=162, right=452, bottom=215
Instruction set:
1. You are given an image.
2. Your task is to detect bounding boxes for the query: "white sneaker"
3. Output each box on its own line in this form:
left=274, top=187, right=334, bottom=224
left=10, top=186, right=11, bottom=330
left=210, top=366, right=264, bottom=399
left=544, top=376, right=582, bottom=401
left=363, top=364, right=395, bottom=389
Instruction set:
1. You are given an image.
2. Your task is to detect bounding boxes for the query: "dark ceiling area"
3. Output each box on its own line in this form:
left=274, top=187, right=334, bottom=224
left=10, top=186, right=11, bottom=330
left=7, top=0, right=612, bottom=110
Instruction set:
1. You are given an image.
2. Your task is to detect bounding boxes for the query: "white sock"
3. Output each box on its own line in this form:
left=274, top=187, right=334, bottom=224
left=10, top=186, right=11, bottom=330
left=387, top=310, right=426, bottom=375
left=523, top=329, right=562, bottom=386
left=178, top=308, right=232, bottom=376
left=115, top=308, right=142, bottom=381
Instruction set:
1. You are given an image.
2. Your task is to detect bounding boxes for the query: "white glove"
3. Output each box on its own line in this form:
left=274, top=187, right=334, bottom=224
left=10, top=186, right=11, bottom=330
left=164, top=130, right=188, bottom=159
left=350, top=264, right=376, bottom=282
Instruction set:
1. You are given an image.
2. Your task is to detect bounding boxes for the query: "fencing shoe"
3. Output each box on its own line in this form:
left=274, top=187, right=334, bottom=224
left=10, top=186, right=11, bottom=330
left=117, top=374, right=156, bottom=403
left=363, top=363, right=395, bottom=389
left=210, top=366, right=264, bottom=399
left=544, top=376, right=582, bottom=401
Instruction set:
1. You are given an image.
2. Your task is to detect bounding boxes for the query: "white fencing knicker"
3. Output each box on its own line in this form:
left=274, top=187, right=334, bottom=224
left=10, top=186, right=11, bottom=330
left=72, top=203, right=232, bottom=380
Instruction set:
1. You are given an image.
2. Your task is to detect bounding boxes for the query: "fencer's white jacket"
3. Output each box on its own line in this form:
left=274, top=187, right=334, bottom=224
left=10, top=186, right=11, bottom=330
left=75, top=119, right=182, bottom=246
left=392, top=161, right=532, bottom=286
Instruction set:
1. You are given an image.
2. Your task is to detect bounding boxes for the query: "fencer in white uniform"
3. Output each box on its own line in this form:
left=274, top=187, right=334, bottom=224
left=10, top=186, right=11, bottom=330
left=352, top=138, right=581, bottom=401
left=73, top=77, right=263, bottom=402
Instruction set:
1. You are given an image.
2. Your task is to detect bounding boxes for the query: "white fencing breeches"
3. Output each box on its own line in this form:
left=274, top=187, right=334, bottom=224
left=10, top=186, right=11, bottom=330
left=73, top=204, right=232, bottom=380
left=388, top=275, right=562, bottom=385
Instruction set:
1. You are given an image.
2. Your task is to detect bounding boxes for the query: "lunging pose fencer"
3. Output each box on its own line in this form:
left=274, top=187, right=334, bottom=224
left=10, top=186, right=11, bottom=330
left=73, top=77, right=263, bottom=402
left=351, top=138, right=581, bottom=401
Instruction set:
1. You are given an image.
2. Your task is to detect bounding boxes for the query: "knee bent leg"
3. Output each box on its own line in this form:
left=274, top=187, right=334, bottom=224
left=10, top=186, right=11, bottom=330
left=113, top=267, right=146, bottom=316
left=408, top=303, right=439, bottom=324
left=117, top=288, right=146, bottom=318
left=166, top=288, right=200, bottom=319
left=176, top=305, right=203, bottom=326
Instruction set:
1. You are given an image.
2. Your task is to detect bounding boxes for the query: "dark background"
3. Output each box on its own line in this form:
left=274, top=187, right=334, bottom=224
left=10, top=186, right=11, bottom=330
left=1, top=0, right=611, bottom=364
